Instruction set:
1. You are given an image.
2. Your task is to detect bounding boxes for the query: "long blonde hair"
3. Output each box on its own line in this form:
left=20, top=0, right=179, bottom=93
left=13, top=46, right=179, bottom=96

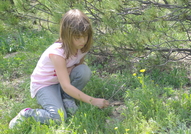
left=58, top=9, right=93, bottom=59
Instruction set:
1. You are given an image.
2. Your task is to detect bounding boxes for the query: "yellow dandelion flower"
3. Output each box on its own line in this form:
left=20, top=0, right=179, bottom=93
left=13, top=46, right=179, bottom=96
left=84, top=129, right=87, bottom=133
left=138, top=77, right=141, bottom=79
left=140, top=69, right=146, bottom=72
left=114, top=127, right=118, bottom=130
left=125, top=129, right=130, bottom=131
left=133, top=73, right=136, bottom=76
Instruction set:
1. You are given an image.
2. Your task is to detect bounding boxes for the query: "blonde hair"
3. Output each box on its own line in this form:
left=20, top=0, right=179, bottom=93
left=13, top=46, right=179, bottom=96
left=58, top=9, right=93, bottom=59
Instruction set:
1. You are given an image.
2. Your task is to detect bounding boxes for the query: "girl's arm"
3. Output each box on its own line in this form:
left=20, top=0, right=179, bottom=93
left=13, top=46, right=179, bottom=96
left=50, top=54, right=109, bottom=108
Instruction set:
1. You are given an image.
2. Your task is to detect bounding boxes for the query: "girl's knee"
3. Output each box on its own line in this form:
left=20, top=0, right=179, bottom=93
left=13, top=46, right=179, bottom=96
left=71, top=64, right=91, bottom=81
left=79, top=64, right=91, bottom=78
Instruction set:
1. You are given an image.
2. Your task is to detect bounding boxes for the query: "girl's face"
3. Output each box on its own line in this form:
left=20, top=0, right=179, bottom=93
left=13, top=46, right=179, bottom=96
left=72, top=36, right=88, bottom=50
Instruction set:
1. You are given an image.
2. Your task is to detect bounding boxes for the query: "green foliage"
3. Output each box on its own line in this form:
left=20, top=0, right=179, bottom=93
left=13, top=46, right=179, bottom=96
left=0, top=30, right=56, bottom=80
left=68, top=105, right=111, bottom=133
left=1, top=0, right=191, bottom=74
left=1, top=0, right=191, bottom=133
left=123, top=70, right=191, bottom=133
left=3, top=47, right=186, bottom=134
left=1, top=62, right=191, bottom=133
left=149, top=67, right=189, bottom=87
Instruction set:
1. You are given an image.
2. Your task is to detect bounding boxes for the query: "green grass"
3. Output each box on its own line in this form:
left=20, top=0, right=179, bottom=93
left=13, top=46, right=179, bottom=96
left=1, top=30, right=191, bottom=134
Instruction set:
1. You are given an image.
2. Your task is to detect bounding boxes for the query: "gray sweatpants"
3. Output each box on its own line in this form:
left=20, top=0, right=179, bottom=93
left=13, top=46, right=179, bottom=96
left=24, top=64, right=91, bottom=124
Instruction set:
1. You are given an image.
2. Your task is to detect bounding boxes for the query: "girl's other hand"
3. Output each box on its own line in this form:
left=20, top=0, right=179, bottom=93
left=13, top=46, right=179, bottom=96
left=67, top=65, right=75, bottom=74
left=92, top=98, right=109, bottom=109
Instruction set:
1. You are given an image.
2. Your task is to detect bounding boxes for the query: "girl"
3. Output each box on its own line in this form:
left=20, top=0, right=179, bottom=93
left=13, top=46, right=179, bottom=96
left=9, top=9, right=109, bottom=128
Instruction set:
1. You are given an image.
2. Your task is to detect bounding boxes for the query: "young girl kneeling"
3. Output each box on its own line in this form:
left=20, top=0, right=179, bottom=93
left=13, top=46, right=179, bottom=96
left=9, top=9, right=109, bottom=128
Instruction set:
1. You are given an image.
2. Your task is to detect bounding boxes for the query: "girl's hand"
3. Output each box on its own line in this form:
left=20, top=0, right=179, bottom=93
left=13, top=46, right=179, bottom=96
left=91, top=98, right=109, bottom=109
left=67, top=65, right=75, bottom=74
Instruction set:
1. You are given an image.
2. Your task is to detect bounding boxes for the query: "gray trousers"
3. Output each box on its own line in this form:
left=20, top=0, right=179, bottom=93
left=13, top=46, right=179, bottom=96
left=24, top=64, right=91, bottom=124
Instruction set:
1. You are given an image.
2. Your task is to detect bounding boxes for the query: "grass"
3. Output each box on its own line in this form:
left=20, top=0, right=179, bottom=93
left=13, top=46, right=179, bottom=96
left=1, top=30, right=191, bottom=134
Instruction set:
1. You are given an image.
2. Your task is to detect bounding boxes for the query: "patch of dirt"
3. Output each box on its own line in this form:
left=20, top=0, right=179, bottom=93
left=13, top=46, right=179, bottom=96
left=2, top=75, right=27, bottom=88
left=106, top=101, right=128, bottom=124
left=2, top=75, right=29, bottom=102
left=3, top=52, right=18, bottom=58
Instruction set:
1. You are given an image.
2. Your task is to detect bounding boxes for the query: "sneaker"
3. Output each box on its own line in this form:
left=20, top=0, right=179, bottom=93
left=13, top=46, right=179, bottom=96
left=63, top=99, right=78, bottom=115
left=9, top=108, right=31, bottom=129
